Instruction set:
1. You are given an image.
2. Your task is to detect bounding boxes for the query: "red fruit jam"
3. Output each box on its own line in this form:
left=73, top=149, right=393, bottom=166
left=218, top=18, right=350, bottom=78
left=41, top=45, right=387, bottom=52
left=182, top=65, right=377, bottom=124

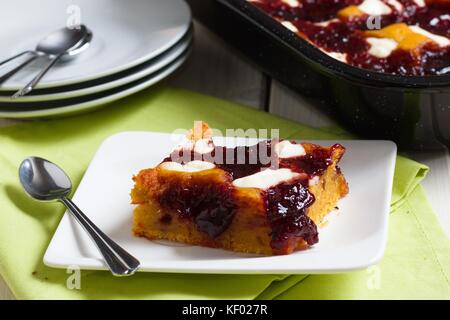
left=158, top=140, right=344, bottom=252
left=249, top=0, right=450, bottom=75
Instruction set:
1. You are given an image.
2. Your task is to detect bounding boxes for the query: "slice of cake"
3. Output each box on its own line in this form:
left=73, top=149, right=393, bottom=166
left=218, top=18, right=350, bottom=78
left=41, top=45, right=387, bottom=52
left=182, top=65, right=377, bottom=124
left=131, top=123, right=348, bottom=255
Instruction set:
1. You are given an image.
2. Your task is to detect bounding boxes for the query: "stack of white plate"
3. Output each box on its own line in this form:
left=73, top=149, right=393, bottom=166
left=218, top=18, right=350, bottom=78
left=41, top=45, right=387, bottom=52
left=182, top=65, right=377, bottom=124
left=0, top=0, right=192, bottom=119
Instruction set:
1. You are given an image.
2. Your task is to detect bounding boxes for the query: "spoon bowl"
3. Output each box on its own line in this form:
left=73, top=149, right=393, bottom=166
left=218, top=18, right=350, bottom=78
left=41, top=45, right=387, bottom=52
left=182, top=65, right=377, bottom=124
left=62, top=28, right=93, bottom=61
left=13, top=25, right=92, bottom=98
left=35, top=25, right=89, bottom=57
left=0, top=25, right=92, bottom=88
left=18, top=156, right=140, bottom=276
left=19, top=157, right=71, bottom=201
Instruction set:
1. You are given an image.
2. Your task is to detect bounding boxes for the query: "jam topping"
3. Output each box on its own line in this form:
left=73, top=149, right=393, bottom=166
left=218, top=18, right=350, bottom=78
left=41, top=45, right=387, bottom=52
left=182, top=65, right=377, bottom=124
left=158, top=140, right=342, bottom=252
left=159, top=214, right=172, bottom=225
left=249, top=0, right=450, bottom=75
left=254, top=0, right=361, bottom=22
left=158, top=178, right=237, bottom=237
left=279, top=143, right=339, bottom=176
left=168, top=140, right=337, bottom=177
left=216, top=142, right=274, bottom=178
left=167, top=140, right=274, bottom=179
left=409, top=2, right=450, bottom=38
left=266, top=180, right=318, bottom=250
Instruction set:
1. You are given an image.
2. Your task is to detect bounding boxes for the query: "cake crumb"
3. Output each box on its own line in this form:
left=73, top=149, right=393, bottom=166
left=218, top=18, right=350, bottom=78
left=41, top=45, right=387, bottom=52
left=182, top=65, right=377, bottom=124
left=319, top=220, right=329, bottom=228
left=187, top=121, right=212, bottom=141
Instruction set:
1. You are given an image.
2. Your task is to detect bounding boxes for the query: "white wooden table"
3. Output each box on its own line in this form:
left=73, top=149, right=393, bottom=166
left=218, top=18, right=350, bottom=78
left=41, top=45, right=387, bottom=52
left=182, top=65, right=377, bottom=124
left=1, top=21, right=449, bottom=300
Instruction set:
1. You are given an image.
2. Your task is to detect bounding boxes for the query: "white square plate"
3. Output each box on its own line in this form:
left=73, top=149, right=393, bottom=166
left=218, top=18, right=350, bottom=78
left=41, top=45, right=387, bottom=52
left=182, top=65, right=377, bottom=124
left=44, top=132, right=397, bottom=274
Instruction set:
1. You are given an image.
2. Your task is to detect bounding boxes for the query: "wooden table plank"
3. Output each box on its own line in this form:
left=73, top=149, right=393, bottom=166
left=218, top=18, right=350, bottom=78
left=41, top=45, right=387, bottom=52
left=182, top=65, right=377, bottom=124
left=170, top=21, right=267, bottom=109
left=411, top=149, right=450, bottom=236
left=268, top=81, right=338, bottom=128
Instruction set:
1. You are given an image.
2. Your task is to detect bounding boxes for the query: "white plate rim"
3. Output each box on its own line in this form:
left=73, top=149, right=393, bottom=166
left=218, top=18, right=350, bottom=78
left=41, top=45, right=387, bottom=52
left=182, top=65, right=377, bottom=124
left=0, top=0, right=192, bottom=90
left=0, top=33, right=192, bottom=102
left=0, top=51, right=190, bottom=119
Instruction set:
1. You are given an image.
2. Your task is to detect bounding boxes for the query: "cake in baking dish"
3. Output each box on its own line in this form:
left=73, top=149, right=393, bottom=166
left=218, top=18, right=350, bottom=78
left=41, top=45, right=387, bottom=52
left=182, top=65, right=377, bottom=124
left=131, top=122, right=348, bottom=255
left=248, top=0, right=450, bottom=76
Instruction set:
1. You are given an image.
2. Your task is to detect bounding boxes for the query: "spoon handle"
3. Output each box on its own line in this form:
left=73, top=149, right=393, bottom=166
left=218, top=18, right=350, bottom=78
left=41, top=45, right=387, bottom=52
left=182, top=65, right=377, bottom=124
left=0, top=53, right=38, bottom=86
left=60, top=197, right=140, bottom=276
left=12, top=53, right=63, bottom=98
left=0, top=50, right=35, bottom=68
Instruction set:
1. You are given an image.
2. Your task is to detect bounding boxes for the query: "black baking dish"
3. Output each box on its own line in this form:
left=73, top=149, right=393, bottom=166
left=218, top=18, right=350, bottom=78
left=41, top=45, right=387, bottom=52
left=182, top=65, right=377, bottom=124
left=187, top=0, right=450, bottom=150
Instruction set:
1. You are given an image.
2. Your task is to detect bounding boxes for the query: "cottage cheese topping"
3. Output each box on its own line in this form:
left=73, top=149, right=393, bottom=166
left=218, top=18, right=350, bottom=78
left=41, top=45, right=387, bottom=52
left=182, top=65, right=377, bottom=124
left=193, top=138, right=215, bottom=154
left=358, top=0, right=392, bottom=15
left=315, top=19, right=340, bottom=27
left=409, top=25, right=450, bottom=47
left=232, top=168, right=301, bottom=189
left=281, top=21, right=299, bottom=33
left=274, top=140, right=306, bottom=158
left=173, top=137, right=214, bottom=155
left=324, top=51, right=348, bottom=62
left=281, top=0, right=300, bottom=7
left=387, top=0, right=403, bottom=11
left=160, top=161, right=215, bottom=172
left=367, top=37, right=398, bottom=58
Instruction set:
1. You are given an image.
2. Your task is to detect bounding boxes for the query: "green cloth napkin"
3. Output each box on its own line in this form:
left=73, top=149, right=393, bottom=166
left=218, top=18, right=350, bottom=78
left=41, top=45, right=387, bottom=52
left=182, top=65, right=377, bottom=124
left=0, top=86, right=448, bottom=299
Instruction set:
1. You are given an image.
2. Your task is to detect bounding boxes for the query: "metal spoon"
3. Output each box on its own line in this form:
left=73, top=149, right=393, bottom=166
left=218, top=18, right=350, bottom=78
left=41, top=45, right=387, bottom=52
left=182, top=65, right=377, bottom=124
left=18, top=156, right=140, bottom=276
left=0, top=25, right=92, bottom=97
left=13, top=25, right=92, bottom=98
